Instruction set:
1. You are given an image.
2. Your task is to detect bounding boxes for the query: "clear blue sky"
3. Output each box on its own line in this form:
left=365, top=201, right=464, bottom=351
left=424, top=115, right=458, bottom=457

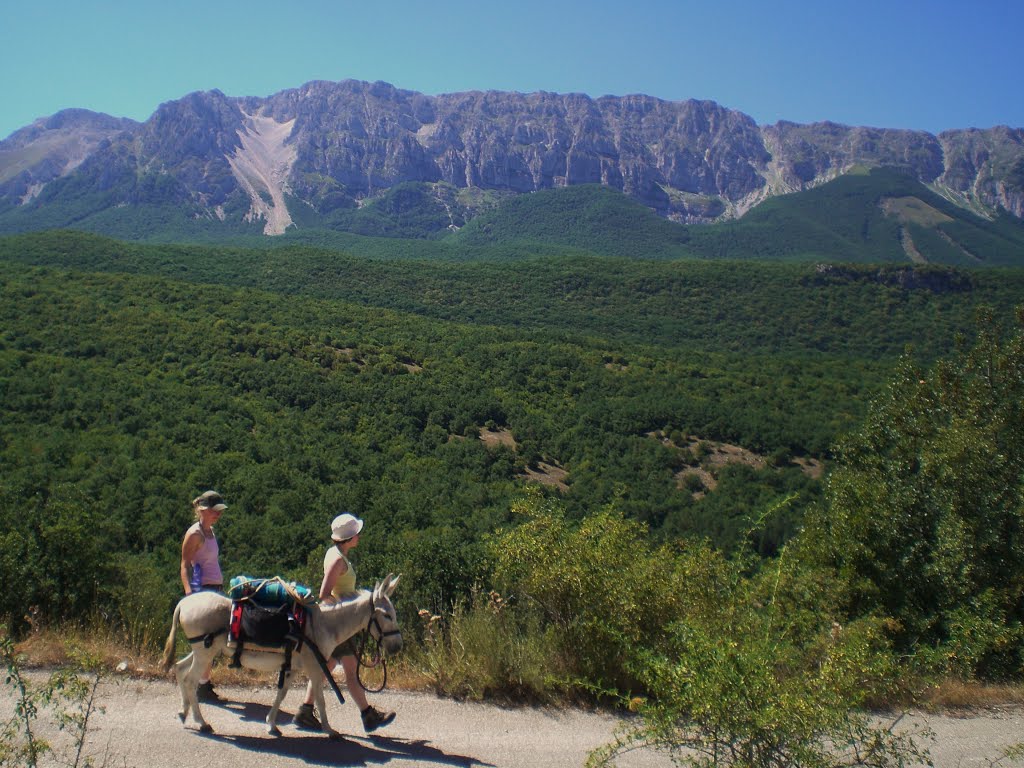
left=2, top=0, right=1021, bottom=141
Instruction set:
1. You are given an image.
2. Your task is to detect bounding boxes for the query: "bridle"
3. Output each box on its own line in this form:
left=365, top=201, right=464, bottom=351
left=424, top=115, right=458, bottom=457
left=357, top=602, right=400, bottom=693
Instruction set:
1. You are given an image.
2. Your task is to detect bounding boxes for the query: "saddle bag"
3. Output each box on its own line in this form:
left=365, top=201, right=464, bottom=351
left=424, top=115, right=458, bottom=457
left=240, top=602, right=294, bottom=647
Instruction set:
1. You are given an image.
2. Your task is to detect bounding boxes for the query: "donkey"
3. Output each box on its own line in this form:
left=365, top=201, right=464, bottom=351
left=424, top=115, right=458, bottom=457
left=161, top=574, right=401, bottom=737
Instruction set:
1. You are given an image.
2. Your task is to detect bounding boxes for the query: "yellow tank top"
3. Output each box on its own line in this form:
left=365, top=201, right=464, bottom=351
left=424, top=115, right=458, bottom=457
left=325, top=547, right=357, bottom=599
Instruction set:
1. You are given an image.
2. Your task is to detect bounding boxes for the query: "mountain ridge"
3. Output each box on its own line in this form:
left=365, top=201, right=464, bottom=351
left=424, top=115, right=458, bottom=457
left=1, top=78, right=1022, bottom=238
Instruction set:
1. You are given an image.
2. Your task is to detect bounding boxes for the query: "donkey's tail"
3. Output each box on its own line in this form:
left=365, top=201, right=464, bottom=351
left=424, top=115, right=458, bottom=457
left=161, top=600, right=183, bottom=672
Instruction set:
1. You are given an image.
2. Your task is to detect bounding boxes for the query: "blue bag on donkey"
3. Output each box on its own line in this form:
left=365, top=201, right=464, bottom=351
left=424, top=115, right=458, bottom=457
left=226, top=576, right=313, bottom=674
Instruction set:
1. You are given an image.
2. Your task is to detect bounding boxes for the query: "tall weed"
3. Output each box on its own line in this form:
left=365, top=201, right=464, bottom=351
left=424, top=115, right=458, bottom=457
left=408, top=589, right=561, bottom=701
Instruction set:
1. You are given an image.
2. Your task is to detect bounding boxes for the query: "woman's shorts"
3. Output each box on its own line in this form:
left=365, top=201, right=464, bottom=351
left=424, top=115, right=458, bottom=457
left=329, top=632, right=364, bottom=660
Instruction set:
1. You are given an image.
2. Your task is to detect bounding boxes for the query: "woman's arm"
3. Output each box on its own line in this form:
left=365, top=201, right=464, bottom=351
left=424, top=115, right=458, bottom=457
left=319, top=554, right=348, bottom=602
left=180, top=530, right=202, bottom=594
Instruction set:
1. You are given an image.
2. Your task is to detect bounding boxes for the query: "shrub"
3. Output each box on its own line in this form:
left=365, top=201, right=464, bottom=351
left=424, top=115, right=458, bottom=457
left=488, top=490, right=728, bottom=693
left=589, top=550, right=930, bottom=768
left=798, top=307, right=1024, bottom=678
left=106, top=553, right=179, bottom=652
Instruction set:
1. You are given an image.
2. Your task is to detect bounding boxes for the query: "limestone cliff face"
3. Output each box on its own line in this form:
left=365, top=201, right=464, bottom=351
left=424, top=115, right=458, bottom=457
left=936, top=127, right=1024, bottom=218
left=2, top=79, right=1022, bottom=232
left=759, top=121, right=945, bottom=190
left=252, top=81, right=771, bottom=222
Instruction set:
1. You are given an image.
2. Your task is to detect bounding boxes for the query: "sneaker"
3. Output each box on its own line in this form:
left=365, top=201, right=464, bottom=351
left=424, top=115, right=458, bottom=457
left=196, top=681, right=221, bottom=702
left=293, top=703, right=322, bottom=730
left=361, top=705, right=395, bottom=733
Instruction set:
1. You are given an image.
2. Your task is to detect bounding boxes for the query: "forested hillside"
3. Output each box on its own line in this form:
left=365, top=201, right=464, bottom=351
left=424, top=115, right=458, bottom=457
left=2, top=232, right=1023, bottom=738
left=5, top=166, right=1024, bottom=269
left=4, top=231, right=1023, bottom=359
left=0, top=256, right=846, bottom=618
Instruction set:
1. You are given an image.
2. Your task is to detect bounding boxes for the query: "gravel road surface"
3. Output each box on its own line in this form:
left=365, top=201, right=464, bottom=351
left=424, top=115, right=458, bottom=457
left=14, top=676, right=1024, bottom=767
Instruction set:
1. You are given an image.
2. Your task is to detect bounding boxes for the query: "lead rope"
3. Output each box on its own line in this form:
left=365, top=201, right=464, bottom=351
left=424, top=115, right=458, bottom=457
left=355, top=629, right=388, bottom=693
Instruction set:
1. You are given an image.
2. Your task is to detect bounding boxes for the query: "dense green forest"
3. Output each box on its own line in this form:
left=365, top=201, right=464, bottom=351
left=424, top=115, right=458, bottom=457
left=2, top=228, right=1023, bottom=752
left=686, top=168, right=1024, bottom=265
left=449, top=168, right=1024, bottom=266
left=3, top=231, right=1023, bottom=361
left=0, top=255, right=843, bottom=616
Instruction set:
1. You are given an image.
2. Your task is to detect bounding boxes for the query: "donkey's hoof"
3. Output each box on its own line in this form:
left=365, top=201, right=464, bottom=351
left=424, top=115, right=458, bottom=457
left=199, top=723, right=213, bottom=734
left=178, top=712, right=186, bottom=724
left=268, top=724, right=282, bottom=737
left=327, top=730, right=343, bottom=742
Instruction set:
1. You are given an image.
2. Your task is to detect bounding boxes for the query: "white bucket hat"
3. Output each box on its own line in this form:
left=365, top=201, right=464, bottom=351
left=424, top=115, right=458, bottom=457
left=331, top=513, right=364, bottom=541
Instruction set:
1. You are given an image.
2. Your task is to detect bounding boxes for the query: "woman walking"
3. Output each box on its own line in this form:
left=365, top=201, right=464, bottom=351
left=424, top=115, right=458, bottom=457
left=179, top=490, right=227, bottom=701
left=294, top=513, right=396, bottom=733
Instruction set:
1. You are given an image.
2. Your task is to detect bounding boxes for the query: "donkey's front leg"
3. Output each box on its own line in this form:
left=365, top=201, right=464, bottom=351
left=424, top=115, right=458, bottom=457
left=311, top=675, right=340, bottom=740
left=266, top=670, right=292, bottom=737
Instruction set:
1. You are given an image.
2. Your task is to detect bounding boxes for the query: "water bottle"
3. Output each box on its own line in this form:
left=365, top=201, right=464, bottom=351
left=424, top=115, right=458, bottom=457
left=190, top=563, right=202, bottom=592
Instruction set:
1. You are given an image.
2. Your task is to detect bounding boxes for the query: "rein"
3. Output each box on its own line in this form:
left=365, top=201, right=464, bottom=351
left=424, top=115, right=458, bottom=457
left=356, top=609, right=399, bottom=693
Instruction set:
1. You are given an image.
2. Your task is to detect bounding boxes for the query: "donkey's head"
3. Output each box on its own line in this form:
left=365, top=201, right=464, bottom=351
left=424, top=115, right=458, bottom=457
left=369, top=573, right=403, bottom=655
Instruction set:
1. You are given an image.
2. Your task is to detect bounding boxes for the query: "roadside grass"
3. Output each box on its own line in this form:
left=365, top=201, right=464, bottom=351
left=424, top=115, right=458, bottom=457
left=919, top=680, right=1024, bottom=711
left=12, top=622, right=1024, bottom=713
left=11, top=623, right=460, bottom=692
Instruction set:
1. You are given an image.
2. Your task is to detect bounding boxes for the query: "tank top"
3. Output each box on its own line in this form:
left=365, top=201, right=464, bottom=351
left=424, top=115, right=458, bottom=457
left=187, top=521, right=222, bottom=586
left=325, top=547, right=357, bottom=599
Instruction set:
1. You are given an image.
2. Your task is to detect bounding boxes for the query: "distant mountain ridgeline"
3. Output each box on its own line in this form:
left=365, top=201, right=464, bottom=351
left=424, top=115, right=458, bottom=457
left=0, top=79, right=1022, bottom=258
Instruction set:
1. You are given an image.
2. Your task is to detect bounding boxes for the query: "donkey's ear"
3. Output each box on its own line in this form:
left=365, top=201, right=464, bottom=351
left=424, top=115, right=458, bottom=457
left=374, top=574, right=392, bottom=600
left=384, top=573, right=400, bottom=597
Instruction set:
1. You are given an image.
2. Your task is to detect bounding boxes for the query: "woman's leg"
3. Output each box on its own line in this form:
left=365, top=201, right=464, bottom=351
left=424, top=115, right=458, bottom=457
left=340, top=655, right=395, bottom=731
left=303, top=657, right=337, bottom=706
left=339, top=654, right=370, bottom=710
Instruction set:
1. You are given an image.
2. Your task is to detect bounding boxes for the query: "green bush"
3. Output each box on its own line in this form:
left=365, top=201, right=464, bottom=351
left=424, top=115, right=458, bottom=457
left=489, top=491, right=728, bottom=692
left=106, top=554, right=179, bottom=652
left=799, top=307, right=1024, bottom=678
left=590, top=611, right=928, bottom=768
left=0, top=486, right=119, bottom=634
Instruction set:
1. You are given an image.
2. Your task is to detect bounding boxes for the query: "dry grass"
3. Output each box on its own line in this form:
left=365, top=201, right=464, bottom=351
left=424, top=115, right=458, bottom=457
left=920, top=679, right=1024, bottom=712
left=12, top=625, right=439, bottom=692
left=16, top=625, right=164, bottom=677
left=12, top=627, right=1024, bottom=714
left=520, top=461, right=569, bottom=492
left=880, top=196, right=953, bottom=228
left=478, top=426, right=517, bottom=450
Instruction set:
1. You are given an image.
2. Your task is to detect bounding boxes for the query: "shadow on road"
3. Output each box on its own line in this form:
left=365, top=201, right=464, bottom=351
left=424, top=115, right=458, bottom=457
left=200, top=700, right=493, bottom=767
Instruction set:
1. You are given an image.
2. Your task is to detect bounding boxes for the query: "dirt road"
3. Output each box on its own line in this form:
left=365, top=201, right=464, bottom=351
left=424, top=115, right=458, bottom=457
left=19, top=677, right=1024, bottom=767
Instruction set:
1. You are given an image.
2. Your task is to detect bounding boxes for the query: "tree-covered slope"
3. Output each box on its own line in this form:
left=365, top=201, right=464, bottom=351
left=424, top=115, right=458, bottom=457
left=0, top=258, right=858, bottom=614
left=687, top=167, right=1024, bottom=265
left=2, top=230, right=1022, bottom=360
left=451, top=184, right=696, bottom=258
left=4, top=165, right=1023, bottom=266
left=449, top=169, right=1024, bottom=265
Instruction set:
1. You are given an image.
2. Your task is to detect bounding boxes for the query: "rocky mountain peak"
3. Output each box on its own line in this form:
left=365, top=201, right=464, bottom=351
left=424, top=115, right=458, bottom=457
left=1, top=79, right=1022, bottom=234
